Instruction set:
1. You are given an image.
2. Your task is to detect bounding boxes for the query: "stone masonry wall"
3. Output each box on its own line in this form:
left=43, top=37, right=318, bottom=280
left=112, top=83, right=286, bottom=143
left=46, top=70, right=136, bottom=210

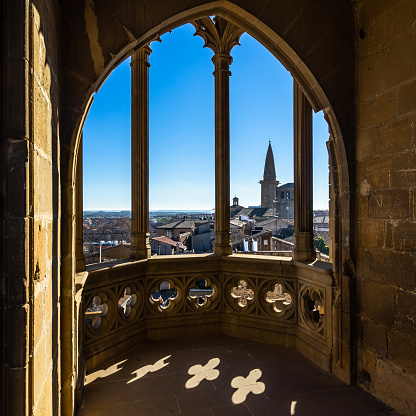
left=354, top=1, right=416, bottom=414
left=1, top=1, right=61, bottom=415
left=31, top=1, right=61, bottom=414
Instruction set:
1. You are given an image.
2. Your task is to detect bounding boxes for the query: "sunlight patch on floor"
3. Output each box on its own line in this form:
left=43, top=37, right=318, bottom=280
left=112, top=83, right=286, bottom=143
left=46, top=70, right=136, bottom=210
left=85, top=360, right=127, bottom=385
left=185, top=358, right=220, bottom=389
left=127, top=355, right=171, bottom=384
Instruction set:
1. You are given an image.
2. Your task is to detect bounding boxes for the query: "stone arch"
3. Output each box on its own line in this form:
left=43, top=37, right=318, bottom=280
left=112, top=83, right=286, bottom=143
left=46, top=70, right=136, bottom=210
left=60, top=0, right=354, bottom=403
left=63, top=0, right=352, bottom=263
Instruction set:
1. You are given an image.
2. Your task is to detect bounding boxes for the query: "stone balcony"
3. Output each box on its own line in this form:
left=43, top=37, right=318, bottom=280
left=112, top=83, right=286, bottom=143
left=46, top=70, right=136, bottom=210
left=77, top=335, right=398, bottom=415
left=75, top=255, right=400, bottom=415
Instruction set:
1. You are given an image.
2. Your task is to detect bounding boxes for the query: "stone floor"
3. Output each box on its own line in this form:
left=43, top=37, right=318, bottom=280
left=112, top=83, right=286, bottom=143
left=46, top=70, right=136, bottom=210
left=77, top=336, right=399, bottom=416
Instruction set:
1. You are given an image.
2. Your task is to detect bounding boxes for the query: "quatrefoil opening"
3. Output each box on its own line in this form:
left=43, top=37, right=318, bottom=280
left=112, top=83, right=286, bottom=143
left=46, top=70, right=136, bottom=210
left=189, top=279, right=214, bottom=307
left=151, top=281, right=178, bottom=310
left=85, top=295, right=108, bottom=329
left=305, top=292, right=324, bottom=325
left=265, top=283, right=292, bottom=313
left=118, top=287, right=137, bottom=317
left=231, top=280, right=254, bottom=308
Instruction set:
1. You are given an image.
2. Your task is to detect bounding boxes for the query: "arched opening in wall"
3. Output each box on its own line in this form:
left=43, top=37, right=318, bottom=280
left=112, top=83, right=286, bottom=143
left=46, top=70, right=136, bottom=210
left=313, top=111, right=330, bottom=259
left=67, top=6, right=353, bottom=411
left=230, top=32, right=294, bottom=253
left=148, top=24, right=215, bottom=255
left=82, top=61, right=132, bottom=265
left=78, top=18, right=336, bottom=264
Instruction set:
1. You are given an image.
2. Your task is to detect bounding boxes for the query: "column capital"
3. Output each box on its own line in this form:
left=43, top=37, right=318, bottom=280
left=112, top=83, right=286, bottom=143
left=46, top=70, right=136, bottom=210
left=131, top=45, right=152, bottom=65
left=191, top=16, right=244, bottom=56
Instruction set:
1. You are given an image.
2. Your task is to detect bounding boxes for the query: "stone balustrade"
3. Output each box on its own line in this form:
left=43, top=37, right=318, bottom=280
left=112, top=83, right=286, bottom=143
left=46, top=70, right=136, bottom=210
left=79, top=255, right=333, bottom=376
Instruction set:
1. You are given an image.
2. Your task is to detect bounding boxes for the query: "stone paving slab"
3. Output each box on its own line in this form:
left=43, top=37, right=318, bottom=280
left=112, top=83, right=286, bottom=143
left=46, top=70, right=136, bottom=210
left=77, top=336, right=399, bottom=416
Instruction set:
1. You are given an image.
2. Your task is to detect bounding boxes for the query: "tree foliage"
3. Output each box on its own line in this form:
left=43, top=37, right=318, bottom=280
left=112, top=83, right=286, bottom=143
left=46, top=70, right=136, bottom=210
left=314, top=237, right=329, bottom=255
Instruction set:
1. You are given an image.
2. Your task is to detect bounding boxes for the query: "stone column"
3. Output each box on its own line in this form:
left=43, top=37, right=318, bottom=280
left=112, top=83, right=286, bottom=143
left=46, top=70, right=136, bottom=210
left=293, top=80, right=316, bottom=261
left=213, top=52, right=233, bottom=255
left=130, top=46, right=152, bottom=259
left=192, top=16, right=243, bottom=256
left=76, top=134, right=85, bottom=271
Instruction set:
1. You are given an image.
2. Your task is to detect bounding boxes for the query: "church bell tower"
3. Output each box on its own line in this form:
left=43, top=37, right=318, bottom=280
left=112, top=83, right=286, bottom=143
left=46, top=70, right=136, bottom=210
left=260, top=141, right=279, bottom=209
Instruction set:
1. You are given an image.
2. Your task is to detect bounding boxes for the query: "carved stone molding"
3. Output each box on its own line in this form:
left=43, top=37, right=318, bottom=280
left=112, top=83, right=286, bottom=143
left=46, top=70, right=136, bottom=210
left=191, top=16, right=244, bottom=57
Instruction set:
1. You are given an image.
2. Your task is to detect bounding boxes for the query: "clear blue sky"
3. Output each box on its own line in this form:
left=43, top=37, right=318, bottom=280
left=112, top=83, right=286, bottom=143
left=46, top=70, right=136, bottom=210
left=83, top=23, right=329, bottom=211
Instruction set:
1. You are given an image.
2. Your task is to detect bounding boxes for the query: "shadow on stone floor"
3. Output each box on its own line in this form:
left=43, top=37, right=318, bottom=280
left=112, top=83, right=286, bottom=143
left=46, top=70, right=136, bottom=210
left=76, top=336, right=400, bottom=416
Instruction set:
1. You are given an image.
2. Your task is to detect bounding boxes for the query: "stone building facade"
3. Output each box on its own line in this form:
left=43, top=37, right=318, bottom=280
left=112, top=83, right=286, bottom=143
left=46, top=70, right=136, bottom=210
left=275, top=182, right=294, bottom=218
left=1, top=2, right=416, bottom=416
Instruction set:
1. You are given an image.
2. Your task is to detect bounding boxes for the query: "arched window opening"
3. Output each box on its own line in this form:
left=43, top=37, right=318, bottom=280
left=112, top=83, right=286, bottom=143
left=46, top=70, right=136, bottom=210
left=312, top=111, right=330, bottom=258
left=82, top=60, right=132, bottom=266
left=79, top=17, right=332, bottom=266
left=230, top=32, right=294, bottom=254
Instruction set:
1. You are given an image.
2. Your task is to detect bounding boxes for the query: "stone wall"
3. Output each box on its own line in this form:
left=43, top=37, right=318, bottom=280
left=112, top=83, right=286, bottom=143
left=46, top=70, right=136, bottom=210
left=354, top=1, right=416, bottom=414
left=1, top=0, right=61, bottom=415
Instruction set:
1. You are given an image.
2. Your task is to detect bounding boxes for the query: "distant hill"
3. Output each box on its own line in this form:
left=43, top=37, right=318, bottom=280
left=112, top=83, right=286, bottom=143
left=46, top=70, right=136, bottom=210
left=83, top=210, right=212, bottom=218
left=83, top=210, right=131, bottom=218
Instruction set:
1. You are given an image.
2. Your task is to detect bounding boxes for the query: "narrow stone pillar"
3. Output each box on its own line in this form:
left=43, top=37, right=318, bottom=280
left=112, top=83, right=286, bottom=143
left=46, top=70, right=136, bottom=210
left=76, top=134, right=86, bottom=272
left=130, top=46, right=152, bottom=259
left=213, top=52, right=233, bottom=255
left=192, top=16, right=243, bottom=256
left=293, top=80, right=316, bottom=261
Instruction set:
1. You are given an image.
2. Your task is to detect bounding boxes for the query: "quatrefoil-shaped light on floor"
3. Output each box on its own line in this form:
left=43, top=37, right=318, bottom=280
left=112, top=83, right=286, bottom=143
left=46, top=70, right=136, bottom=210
left=118, top=287, right=137, bottom=317
left=231, top=280, right=254, bottom=307
left=231, top=369, right=265, bottom=404
left=189, top=279, right=214, bottom=307
left=85, top=295, right=108, bottom=329
left=266, top=283, right=292, bottom=313
left=151, top=281, right=178, bottom=310
left=185, top=358, right=220, bottom=389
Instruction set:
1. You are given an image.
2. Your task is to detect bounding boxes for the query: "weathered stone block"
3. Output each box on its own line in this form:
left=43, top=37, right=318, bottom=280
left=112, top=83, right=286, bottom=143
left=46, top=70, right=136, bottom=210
left=398, top=78, right=416, bottom=116
left=396, top=290, right=416, bottom=338
left=375, top=359, right=416, bottom=416
left=6, top=57, right=29, bottom=139
left=362, top=247, right=415, bottom=290
left=357, top=219, right=385, bottom=248
left=357, top=346, right=376, bottom=392
left=383, top=33, right=416, bottom=90
left=362, top=318, right=387, bottom=359
left=357, top=195, right=369, bottom=219
left=6, top=305, right=28, bottom=367
left=33, top=334, right=47, bottom=403
left=388, top=329, right=416, bottom=374
left=6, top=217, right=29, bottom=305
left=359, top=279, right=395, bottom=326
left=389, top=150, right=416, bottom=189
left=6, top=366, right=28, bottom=415
left=368, top=189, right=409, bottom=219
left=385, top=220, right=416, bottom=251
left=5, top=138, right=29, bottom=217
left=33, top=291, right=44, bottom=349
left=358, top=89, right=396, bottom=129
left=378, top=116, right=414, bottom=157
left=356, top=126, right=378, bottom=162
left=33, top=84, right=53, bottom=157
left=34, top=153, right=53, bottom=215
left=33, top=369, right=53, bottom=416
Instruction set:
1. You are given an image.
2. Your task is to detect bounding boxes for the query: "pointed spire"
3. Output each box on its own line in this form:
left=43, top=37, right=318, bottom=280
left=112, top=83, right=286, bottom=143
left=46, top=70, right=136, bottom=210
left=263, top=141, right=276, bottom=181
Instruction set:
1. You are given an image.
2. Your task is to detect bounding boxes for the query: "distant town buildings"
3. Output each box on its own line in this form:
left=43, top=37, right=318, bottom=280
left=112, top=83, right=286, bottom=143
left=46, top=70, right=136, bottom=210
left=84, top=141, right=328, bottom=262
